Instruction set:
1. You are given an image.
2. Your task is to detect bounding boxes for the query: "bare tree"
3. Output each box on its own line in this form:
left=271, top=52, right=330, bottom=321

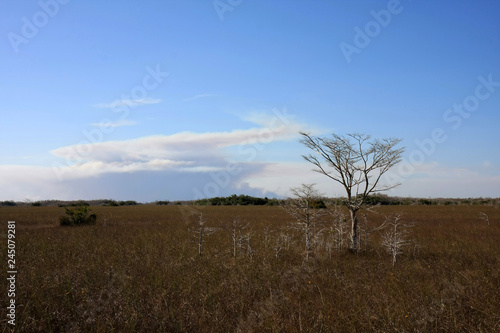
left=283, top=183, right=326, bottom=261
left=190, top=213, right=217, bottom=256
left=221, top=217, right=249, bottom=258
left=243, top=231, right=255, bottom=262
left=381, top=212, right=414, bottom=266
left=327, top=206, right=349, bottom=252
left=272, top=231, right=292, bottom=260
left=478, top=211, right=490, bottom=226
left=300, top=132, right=404, bottom=252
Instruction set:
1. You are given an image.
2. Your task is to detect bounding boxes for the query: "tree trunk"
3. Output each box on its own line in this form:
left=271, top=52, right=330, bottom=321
left=232, top=228, right=237, bottom=257
left=198, top=228, right=203, bottom=256
left=350, top=209, right=358, bottom=252
left=305, top=206, right=311, bottom=261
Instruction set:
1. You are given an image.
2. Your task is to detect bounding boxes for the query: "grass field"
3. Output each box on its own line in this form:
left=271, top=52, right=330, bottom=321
left=1, top=204, right=499, bottom=332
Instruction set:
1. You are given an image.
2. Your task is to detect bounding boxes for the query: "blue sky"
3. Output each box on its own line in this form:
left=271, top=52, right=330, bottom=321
left=1, top=0, right=499, bottom=202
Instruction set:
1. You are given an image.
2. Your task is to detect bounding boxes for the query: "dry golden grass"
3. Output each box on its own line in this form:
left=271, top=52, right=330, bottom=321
left=1, top=204, right=499, bottom=332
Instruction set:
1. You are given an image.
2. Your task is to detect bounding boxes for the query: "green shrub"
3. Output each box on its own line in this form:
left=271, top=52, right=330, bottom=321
left=59, top=206, right=97, bottom=226
left=418, top=199, right=434, bottom=205
left=310, top=199, right=327, bottom=209
left=64, top=200, right=90, bottom=207
left=118, top=200, right=138, bottom=206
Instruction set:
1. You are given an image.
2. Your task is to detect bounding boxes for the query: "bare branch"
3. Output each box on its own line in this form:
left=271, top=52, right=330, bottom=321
left=299, top=132, right=404, bottom=251
left=282, top=183, right=327, bottom=261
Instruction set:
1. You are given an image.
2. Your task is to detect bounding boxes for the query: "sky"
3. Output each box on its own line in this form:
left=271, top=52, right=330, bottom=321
left=1, top=0, right=500, bottom=202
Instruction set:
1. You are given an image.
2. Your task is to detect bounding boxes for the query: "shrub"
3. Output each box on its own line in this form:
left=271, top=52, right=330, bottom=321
left=194, top=194, right=271, bottom=206
left=65, top=200, right=90, bottom=207
left=310, top=199, right=327, bottom=209
left=364, top=195, right=392, bottom=206
left=59, top=206, right=97, bottom=226
left=418, top=199, right=434, bottom=206
left=118, top=200, right=138, bottom=206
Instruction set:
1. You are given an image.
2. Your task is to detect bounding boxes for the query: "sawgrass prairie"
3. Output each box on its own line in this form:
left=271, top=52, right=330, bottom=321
left=1, top=204, right=499, bottom=332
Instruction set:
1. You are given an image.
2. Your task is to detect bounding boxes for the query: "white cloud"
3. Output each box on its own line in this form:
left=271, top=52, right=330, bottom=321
left=50, top=110, right=303, bottom=177
left=0, top=165, right=68, bottom=201
left=93, top=98, right=161, bottom=109
left=0, top=161, right=271, bottom=202
left=240, top=108, right=326, bottom=137
left=2, top=159, right=499, bottom=202
left=242, top=162, right=346, bottom=198
left=386, top=162, right=500, bottom=198
left=6, top=110, right=301, bottom=200
left=244, top=162, right=500, bottom=199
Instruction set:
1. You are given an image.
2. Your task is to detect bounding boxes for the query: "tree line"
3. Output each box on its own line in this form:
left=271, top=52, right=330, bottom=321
left=0, top=196, right=498, bottom=208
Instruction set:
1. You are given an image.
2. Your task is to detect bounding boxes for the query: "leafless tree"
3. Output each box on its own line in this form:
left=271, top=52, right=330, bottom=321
left=190, top=213, right=217, bottom=256
left=273, top=231, right=291, bottom=260
left=478, top=211, right=490, bottom=226
left=300, top=132, right=404, bottom=252
left=243, top=232, right=255, bottom=262
left=381, top=212, right=413, bottom=266
left=283, top=183, right=326, bottom=261
left=221, top=217, right=249, bottom=258
left=327, top=206, right=349, bottom=252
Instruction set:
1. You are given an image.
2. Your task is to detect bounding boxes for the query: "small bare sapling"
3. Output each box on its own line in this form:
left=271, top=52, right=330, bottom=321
left=190, top=213, right=217, bottom=256
left=478, top=211, right=490, bottom=226
left=282, top=184, right=327, bottom=261
left=381, top=212, right=414, bottom=266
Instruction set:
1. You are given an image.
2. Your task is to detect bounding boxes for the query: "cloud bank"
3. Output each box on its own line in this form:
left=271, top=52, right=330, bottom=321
left=1, top=110, right=498, bottom=201
left=0, top=110, right=308, bottom=201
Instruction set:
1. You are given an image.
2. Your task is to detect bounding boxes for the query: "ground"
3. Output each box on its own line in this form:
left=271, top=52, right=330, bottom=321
left=1, top=204, right=499, bottom=332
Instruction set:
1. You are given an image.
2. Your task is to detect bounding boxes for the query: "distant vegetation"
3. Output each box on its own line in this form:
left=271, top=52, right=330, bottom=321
left=1, top=196, right=499, bottom=207
left=0, top=199, right=141, bottom=207
left=65, top=200, right=90, bottom=207
left=329, top=195, right=500, bottom=207
left=194, top=194, right=281, bottom=206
